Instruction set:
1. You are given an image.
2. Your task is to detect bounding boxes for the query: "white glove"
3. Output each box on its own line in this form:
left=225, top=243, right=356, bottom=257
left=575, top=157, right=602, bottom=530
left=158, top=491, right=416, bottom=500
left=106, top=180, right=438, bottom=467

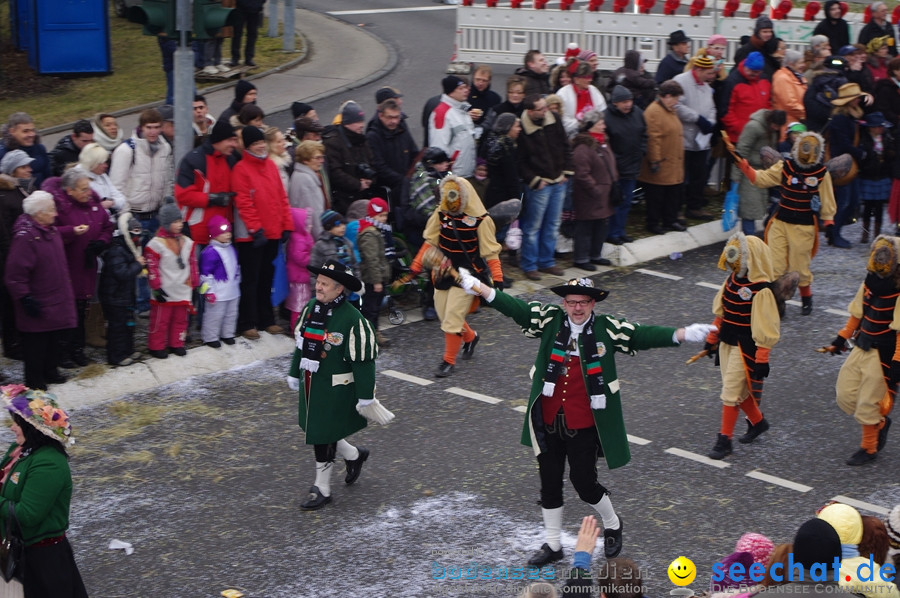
left=286, top=376, right=300, bottom=391
left=457, top=267, right=482, bottom=296
left=357, top=399, right=374, bottom=408
left=590, top=394, right=607, bottom=410
left=682, top=323, right=718, bottom=343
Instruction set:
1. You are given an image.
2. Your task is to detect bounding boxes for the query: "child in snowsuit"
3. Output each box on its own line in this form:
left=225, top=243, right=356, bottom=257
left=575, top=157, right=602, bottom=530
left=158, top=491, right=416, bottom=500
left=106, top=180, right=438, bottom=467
left=199, top=215, right=241, bottom=348
left=285, top=207, right=314, bottom=330
left=99, top=212, right=145, bottom=366
left=356, top=197, right=395, bottom=346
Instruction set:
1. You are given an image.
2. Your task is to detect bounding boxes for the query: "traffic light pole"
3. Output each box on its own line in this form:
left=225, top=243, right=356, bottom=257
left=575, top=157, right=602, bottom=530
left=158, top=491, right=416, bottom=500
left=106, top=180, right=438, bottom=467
left=283, top=0, right=295, bottom=52
left=173, top=0, right=194, bottom=166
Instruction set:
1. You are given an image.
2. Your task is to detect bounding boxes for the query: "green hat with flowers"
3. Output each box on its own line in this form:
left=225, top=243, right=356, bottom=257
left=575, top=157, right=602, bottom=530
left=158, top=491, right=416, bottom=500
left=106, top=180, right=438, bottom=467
left=2, top=385, right=73, bottom=446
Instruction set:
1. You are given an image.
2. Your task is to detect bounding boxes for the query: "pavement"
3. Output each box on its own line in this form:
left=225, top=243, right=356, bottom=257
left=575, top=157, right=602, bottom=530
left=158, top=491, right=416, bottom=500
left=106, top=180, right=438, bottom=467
left=40, top=6, right=736, bottom=411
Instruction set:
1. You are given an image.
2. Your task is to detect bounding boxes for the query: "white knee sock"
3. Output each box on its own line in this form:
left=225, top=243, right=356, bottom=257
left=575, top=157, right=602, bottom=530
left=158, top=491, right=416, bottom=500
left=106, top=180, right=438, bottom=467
left=314, top=461, right=332, bottom=497
left=541, top=507, right=564, bottom=551
left=591, top=494, right=619, bottom=530
left=336, top=439, right=359, bottom=461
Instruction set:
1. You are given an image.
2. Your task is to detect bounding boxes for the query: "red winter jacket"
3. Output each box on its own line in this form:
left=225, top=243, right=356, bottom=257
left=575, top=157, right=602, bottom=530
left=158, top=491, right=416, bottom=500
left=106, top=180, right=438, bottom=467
left=175, top=141, right=237, bottom=245
left=721, top=60, right=772, bottom=142
left=232, top=151, right=294, bottom=242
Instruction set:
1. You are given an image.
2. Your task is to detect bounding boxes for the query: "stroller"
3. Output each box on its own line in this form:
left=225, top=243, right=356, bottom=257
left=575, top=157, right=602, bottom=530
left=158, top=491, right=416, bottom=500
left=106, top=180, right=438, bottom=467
left=385, top=233, right=427, bottom=325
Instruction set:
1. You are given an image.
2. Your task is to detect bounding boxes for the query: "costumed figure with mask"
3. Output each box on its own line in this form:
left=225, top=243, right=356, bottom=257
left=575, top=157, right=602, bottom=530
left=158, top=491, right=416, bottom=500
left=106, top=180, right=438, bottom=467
left=821, top=235, right=898, bottom=465
left=729, top=130, right=837, bottom=316
left=459, top=273, right=715, bottom=567
left=702, top=232, right=781, bottom=461
left=287, top=259, right=393, bottom=511
left=408, top=175, right=503, bottom=377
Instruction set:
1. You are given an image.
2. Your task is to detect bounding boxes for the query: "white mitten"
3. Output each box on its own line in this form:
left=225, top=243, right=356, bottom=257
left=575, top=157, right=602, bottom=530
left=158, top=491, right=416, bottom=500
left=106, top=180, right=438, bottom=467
left=286, top=376, right=300, bottom=391
left=457, top=267, right=482, bottom=296
left=683, top=323, right=718, bottom=343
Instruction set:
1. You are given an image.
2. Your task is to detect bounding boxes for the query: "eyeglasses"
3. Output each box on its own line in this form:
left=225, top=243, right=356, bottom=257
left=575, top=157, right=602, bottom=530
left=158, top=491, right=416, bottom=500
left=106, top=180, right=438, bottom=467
left=564, top=299, right=593, bottom=307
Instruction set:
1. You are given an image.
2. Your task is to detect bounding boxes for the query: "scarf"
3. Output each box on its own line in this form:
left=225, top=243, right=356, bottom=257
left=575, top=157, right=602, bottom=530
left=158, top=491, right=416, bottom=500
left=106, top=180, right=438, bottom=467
left=590, top=132, right=606, bottom=144
left=358, top=216, right=396, bottom=261
left=575, top=86, right=594, bottom=121
left=299, top=293, right=346, bottom=372
left=542, top=314, right=607, bottom=407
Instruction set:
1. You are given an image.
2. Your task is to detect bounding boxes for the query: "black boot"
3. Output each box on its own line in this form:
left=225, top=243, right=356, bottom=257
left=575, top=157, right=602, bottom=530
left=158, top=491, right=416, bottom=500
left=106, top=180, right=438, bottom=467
left=738, top=418, right=769, bottom=444
left=708, top=434, right=732, bottom=460
left=801, top=296, right=813, bottom=316
left=878, top=416, right=891, bottom=451
left=846, top=448, right=877, bottom=466
left=527, top=543, right=564, bottom=567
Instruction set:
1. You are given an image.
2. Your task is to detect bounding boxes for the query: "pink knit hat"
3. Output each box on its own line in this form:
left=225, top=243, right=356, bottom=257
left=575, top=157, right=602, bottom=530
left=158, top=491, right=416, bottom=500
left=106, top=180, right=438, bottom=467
left=734, top=532, right=775, bottom=565
left=208, top=214, right=232, bottom=235
left=707, top=34, right=728, bottom=47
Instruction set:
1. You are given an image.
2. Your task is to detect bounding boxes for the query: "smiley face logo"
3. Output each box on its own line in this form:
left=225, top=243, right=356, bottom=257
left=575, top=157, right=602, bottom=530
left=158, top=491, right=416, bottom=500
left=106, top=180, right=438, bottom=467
left=667, top=556, right=697, bottom=586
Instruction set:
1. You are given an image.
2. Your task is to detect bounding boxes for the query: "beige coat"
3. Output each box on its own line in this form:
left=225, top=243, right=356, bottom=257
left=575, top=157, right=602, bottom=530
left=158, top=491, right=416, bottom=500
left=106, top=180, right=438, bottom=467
left=638, top=100, right=684, bottom=186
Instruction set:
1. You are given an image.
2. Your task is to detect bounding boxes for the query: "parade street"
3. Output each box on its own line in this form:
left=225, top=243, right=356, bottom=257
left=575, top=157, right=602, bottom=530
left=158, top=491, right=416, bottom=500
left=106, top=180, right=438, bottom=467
left=16, top=235, right=894, bottom=598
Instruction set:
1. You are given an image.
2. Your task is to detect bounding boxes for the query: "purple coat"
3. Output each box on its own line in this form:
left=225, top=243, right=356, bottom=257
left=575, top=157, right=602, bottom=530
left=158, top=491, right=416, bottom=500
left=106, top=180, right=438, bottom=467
left=4, top=214, right=76, bottom=333
left=42, top=176, right=114, bottom=300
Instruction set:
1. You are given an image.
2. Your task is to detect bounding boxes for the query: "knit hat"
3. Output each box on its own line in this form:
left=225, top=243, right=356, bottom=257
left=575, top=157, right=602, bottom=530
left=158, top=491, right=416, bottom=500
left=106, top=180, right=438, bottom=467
left=564, top=42, right=581, bottom=61
left=578, top=49, right=597, bottom=62
left=793, top=518, right=842, bottom=570
left=367, top=197, right=389, bottom=217
left=710, top=552, right=754, bottom=592
left=693, top=55, right=715, bottom=68
left=293, top=117, right=324, bottom=135
left=610, top=85, right=634, bottom=103
left=867, top=35, right=893, bottom=54
left=442, top=75, right=468, bottom=95
left=241, top=125, right=265, bottom=148
left=2, top=386, right=73, bottom=446
left=885, top=504, right=900, bottom=549
left=158, top=196, right=183, bottom=229
left=707, top=34, right=727, bottom=46
left=787, top=121, right=808, bottom=133
left=375, top=86, right=403, bottom=105
left=321, top=209, right=343, bottom=231
left=493, top=112, right=518, bottom=135
left=818, top=503, right=863, bottom=545
left=340, top=101, right=365, bottom=126
left=158, top=104, right=174, bottom=122
left=291, top=101, right=314, bottom=119
left=734, top=533, right=775, bottom=565
left=235, top=79, right=257, bottom=103
left=0, top=149, right=34, bottom=175
left=745, top=51, right=764, bottom=71
left=208, top=214, right=232, bottom=236
left=209, top=119, right=236, bottom=144
left=754, top=15, right=774, bottom=35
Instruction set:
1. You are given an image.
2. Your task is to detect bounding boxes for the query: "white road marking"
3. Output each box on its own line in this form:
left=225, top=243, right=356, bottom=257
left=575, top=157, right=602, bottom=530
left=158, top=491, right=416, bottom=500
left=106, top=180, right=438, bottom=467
left=636, top=269, right=683, bottom=281
left=446, top=387, right=503, bottom=405
left=664, top=447, right=730, bottom=469
left=695, top=281, right=721, bottom=290
left=328, top=6, right=457, bottom=15
left=825, top=308, right=851, bottom=317
left=745, top=470, right=812, bottom=493
left=627, top=434, right=651, bottom=445
left=512, top=405, right=527, bottom=413
left=832, top=495, right=889, bottom=515
left=382, top=370, right=433, bottom=386
left=786, top=299, right=802, bottom=307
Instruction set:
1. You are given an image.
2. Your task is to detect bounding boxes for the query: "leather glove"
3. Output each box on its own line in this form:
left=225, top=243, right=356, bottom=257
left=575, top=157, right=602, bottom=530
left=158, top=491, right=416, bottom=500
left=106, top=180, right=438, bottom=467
left=251, top=228, right=266, bottom=248
left=753, top=361, right=770, bottom=379
left=207, top=192, right=235, bottom=207
left=152, top=288, right=168, bottom=303
left=20, top=296, right=41, bottom=318
left=696, top=115, right=715, bottom=135
left=891, top=361, right=900, bottom=387
left=827, top=336, right=847, bottom=354
left=682, top=323, right=717, bottom=343
left=280, top=230, right=291, bottom=244
left=206, top=293, right=217, bottom=304
left=286, top=376, right=300, bottom=391
left=704, top=341, right=718, bottom=359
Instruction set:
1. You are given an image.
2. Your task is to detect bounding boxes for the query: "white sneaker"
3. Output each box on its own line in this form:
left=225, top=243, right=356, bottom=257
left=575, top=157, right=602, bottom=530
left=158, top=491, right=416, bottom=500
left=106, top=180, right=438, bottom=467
left=216, top=63, right=231, bottom=72
left=201, top=65, right=219, bottom=75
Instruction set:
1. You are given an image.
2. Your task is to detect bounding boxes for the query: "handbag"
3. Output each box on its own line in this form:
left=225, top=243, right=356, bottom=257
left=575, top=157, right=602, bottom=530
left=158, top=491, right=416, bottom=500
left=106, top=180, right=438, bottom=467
left=0, top=503, right=25, bottom=583
left=722, top=181, right=739, bottom=231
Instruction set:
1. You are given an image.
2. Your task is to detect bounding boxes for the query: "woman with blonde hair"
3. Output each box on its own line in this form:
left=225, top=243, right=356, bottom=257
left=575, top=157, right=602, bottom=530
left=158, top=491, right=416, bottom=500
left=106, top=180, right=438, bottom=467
left=265, top=126, right=292, bottom=193
left=76, top=142, right=126, bottom=216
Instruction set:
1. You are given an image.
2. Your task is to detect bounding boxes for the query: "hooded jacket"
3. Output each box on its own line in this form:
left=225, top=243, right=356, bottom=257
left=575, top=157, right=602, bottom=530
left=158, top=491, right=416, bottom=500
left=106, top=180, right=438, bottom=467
left=513, top=66, right=551, bottom=97
left=772, top=66, right=808, bottom=125
left=609, top=50, right=657, bottom=109
left=109, top=132, right=173, bottom=214
left=365, top=114, right=418, bottom=198
left=720, top=60, right=773, bottom=141
left=813, top=1, right=851, bottom=51
left=48, top=135, right=83, bottom=177
left=604, top=103, right=647, bottom=180
left=0, top=175, right=27, bottom=275
left=428, top=95, right=477, bottom=178
left=323, top=125, right=377, bottom=214
left=731, top=109, right=781, bottom=220
left=99, top=234, right=143, bottom=307
left=232, top=151, right=294, bottom=242
left=286, top=208, right=314, bottom=285
left=174, top=139, right=238, bottom=245
left=571, top=134, right=618, bottom=221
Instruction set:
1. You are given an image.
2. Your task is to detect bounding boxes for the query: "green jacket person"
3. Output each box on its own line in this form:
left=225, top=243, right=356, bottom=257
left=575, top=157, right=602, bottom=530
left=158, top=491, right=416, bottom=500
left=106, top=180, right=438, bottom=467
left=288, top=259, right=379, bottom=511
left=459, top=272, right=715, bottom=567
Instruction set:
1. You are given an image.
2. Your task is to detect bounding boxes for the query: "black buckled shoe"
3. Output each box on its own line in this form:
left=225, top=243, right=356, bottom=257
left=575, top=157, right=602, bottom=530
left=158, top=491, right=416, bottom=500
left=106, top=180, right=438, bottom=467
left=527, top=543, right=564, bottom=567
left=435, top=361, right=454, bottom=377
left=345, top=448, right=369, bottom=485
left=738, top=418, right=769, bottom=444
left=461, top=334, right=479, bottom=361
left=846, top=448, right=877, bottom=466
left=878, top=416, right=891, bottom=452
left=708, top=433, right=733, bottom=460
left=604, top=517, right=624, bottom=558
left=300, top=485, right=332, bottom=510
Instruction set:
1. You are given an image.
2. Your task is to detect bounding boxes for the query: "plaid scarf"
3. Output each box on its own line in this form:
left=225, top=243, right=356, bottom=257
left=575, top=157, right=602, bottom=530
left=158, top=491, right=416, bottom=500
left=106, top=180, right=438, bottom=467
left=358, top=216, right=396, bottom=261
left=542, top=314, right=607, bottom=407
left=299, top=293, right=346, bottom=373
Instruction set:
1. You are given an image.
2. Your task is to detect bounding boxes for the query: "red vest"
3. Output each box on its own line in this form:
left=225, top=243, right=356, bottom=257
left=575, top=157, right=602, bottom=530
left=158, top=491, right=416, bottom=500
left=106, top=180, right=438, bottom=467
left=541, top=355, right=595, bottom=429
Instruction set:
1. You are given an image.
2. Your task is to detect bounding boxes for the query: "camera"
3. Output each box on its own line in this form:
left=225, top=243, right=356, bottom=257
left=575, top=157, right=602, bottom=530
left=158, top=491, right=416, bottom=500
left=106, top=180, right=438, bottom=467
left=357, top=163, right=377, bottom=180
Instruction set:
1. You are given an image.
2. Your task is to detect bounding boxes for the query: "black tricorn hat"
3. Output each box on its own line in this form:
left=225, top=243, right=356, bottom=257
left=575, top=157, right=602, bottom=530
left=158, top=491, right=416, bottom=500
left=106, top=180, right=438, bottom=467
left=307, top=259, right=362, bottom=293
left=550, top=277, right=609, bottom=301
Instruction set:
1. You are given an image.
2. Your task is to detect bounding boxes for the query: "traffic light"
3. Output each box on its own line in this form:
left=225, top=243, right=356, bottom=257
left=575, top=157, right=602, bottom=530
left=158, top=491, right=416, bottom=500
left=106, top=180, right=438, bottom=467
left=193, top=0, right=236, bottom=41
left=127, top=0, right=176, bottom=38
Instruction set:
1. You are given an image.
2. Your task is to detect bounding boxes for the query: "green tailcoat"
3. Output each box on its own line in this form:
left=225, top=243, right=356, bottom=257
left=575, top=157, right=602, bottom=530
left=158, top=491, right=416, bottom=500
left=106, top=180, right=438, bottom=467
left=0, top=444, right=73, bottom=544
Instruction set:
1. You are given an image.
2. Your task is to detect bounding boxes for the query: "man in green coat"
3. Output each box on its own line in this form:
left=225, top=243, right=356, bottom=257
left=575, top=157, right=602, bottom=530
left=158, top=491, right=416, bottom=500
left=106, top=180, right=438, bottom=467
left=460, top=273, right=714, bottom=566
left=288, top=259, right=379, bottom=510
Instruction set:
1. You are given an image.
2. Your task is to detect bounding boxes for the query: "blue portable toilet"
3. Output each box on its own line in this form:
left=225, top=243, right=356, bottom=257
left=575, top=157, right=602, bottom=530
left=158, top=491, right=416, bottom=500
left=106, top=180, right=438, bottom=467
left=10, top=0, right=33, bottom=51
left=28, top=0, right=112, bottom=74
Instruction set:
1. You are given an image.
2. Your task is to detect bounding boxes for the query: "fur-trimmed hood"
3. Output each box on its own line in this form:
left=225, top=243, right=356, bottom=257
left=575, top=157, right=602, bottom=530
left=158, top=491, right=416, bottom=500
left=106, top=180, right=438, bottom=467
left=791, top=131, right=825, bottom=168
left=718, top=232, right=774, bottom=282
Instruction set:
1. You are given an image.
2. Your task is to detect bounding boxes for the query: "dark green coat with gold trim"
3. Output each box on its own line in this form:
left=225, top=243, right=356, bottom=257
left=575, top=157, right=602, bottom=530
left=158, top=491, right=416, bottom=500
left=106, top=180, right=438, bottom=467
left=489, top=290, right=679, bottom=469
left=290, top=298, right=378, bottom=445
left=0, top=444, right=73, bottom=545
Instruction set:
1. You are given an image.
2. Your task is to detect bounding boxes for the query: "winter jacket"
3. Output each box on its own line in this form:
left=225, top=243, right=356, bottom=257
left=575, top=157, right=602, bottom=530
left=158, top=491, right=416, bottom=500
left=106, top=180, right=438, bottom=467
left=145, top=230, right=198, bottom=304
left=467, top=85, right=502, bottom=126
left=323, top=125, right=377, bottom=215
left=604, top=103, right=647, bottom=180
left=365, top=115, right=418, bottom=202
left=308, top=231, right=358, bottom=282
left=356, top=222, right=391, bottom=286
left=4, top=214, right=76, bottom=333
left=403, top=163, right=444, bottom=241
left=803, top=70, right=848, bottom=132
left=513, top=66, right=551, bottom=97
left=0, top=175, right=27, bottom=279
left=772, top=67, right=808, bottom=125
left=858, top=19, right=898, bottom=57
left=232, top=151, right=293, bottom=242
left=720, top=60, right=772, bottom=142
left=866, top=55, right=890, bottom=83
left=813, top=1, right=851, bottom=51
left=571, top=135, right=618, bottom=221
left=43, top=176, right=114, bottom=300
left=109, top=134, right=173, bottom=214
left=48, top=135, right=82, bottom=177
left=99, top=235, right=142, bottom=307
left=428, top=95, right=477, bottom=178
left=609, top=50, right=657, bottom=110
left=175, top=139, right=238, bottom=245
left=286, top=208, right=314, bottom=284
left=874, top=77, right=900, bottom=126
left=557, top=84, right=608, bottom=138
left=733, top=35, right=766, bottom=65
left=638, top=99, right=684, bottom=186
left=0, top=139, right=51, bottom=188
left=655, top=51, right=689, bottom=84
left=517, top=110, right=574, bottom=189
left=858, top=127, right=896, bottom=180
left=288, top=162, right=328, bottom=238
left=484, top=135, right=522, bottom=209
left=673, top=70, right=716, bottom=151
left=77, top=166, right=127, bottom=216
left=828, top=111, right=866, bottom=163
left=732, top=109, right=780, bottom=220
left=847, top=63, right=876, bottom=93
left=199, top=240, right=240, bottom=302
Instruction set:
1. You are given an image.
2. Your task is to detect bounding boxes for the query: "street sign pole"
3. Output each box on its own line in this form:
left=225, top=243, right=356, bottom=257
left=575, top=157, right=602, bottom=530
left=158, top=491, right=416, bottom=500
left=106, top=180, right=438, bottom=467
left=174, top=0, right=194, bottom=166
left=268, top=0, right=279, bottom=37
left=283, top=0, right=295, bottom=52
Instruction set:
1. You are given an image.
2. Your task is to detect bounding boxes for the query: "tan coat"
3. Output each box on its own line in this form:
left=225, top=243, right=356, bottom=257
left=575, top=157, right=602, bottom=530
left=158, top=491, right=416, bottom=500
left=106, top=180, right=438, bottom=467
left=771, top=67, right=807, bottom=126
left=638, top=100, right=684, bottom=186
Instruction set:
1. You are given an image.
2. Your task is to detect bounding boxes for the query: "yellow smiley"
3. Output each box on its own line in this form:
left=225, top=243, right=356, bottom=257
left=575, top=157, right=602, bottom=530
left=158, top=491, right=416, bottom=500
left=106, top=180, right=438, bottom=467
left=667, top=556, right=697, bottom=586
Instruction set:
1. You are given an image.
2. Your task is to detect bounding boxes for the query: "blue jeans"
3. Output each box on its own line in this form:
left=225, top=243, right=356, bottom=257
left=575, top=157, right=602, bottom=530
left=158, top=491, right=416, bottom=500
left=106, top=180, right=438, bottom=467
left=135, top=215, right=159, bottom=312
left=609, top=178, right=636, bottom=239
left=741, top=218, right=756, bottom=236
left=520, top=181, right=567, bottom=272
